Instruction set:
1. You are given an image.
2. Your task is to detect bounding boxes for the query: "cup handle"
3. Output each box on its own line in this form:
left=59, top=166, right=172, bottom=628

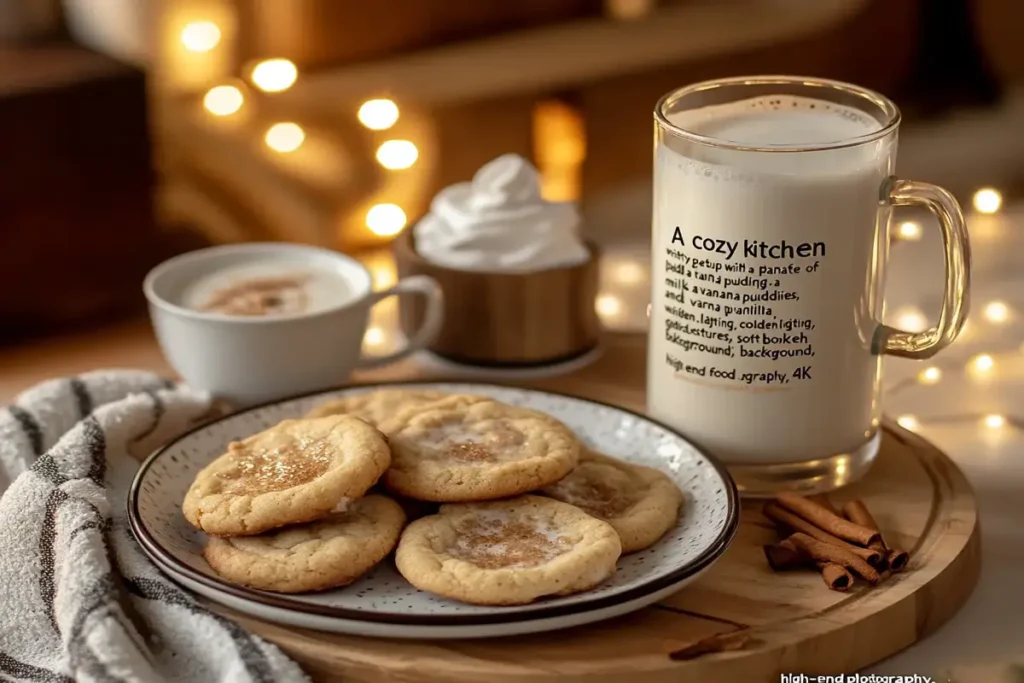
left=875, top=177, right=972, bottom=359
left=357, top=275, right=445, bottom=370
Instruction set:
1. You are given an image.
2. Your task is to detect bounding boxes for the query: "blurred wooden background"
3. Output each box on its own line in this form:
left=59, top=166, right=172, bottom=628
left=2, top=0, right=1023, bottom=343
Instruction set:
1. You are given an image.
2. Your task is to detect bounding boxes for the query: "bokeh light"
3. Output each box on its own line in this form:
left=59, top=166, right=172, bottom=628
left=984, top=414, right=1006, bottom=429
left=251, top=59, right=298, bottom=92
left=897, top=415, right=919, bottom=431
left=969, top=353, right=995, bottom=377
left=181, top=21, right=221, bottom=52
left=983, top=301, right=1010, bottom=324
left=596, top=294, right=622, bottom=318
left=973, top=188, right=1002, bottom=214
left=366, top=204, right=407, bottom=236
left=203, top=85, right=243, bottom=116
left=358, top=99, right=400, bottom=130
left=364, top=327, right=386, bottom=348
left=897, top=221, right=921, bottom=240
left=376, top=140, right=419, bottom=170
left=893, top=306, right=928, bottom=333
left=264, top=123, right=305, bottom=153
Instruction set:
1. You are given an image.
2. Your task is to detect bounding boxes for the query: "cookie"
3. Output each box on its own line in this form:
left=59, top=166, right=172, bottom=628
left=305, top=389, right=450, bottom=426
left=380, top=396, right=580, bottom=502
left=182, top=415, right=390, bottom=536
left=395, top=495, right=621, bottom=605
left=203, top=495, right=405, bottom=593
left=539, top=450, right=683, bottom=552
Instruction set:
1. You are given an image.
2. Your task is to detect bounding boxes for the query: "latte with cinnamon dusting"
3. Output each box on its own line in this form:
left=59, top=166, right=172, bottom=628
left=181, top=261, right=353, bottom=317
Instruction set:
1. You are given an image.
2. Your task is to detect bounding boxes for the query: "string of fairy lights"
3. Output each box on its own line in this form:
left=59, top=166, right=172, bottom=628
left=883, top=188, right=1015, bottom=434
left=181, top=20, right=417, bottom=240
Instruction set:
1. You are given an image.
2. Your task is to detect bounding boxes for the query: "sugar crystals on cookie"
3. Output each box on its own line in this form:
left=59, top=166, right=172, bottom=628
left=539, top=450, right=683, bottom=553
left=395, top=495, right=621, bottom=605
left=380, top=397, right=580, bottom=502
left=182, top=415, right=390, bottom=536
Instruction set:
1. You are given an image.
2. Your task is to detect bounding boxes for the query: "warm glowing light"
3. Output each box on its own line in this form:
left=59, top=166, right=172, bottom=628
left=364, top=327, right=386, bottom=348
left=897, top=415, right=919, bottom=431
left=596, top=294, right=622, bottom=318
left=919, top=366, right=942, bottom=384
left=251, top=59, right=298, bottom=92
left=180, top=21, right=221, bottom=52
left=203, top=85, right=243, bottom=116
left=366, top=204, right=407, bottom=236
left=983, top=301, right=1011, bottom=324
left=984, top=414, right=1006, bottom=429
left=358, top=99, right=400, bottom=130
left=606, top=0, right=656, bottom=20
left=897, top=221, right=922, bottom=240
left=613, top=261, right=645, bottom=285
left=264, top=123, right=305, bottom=153
left=376, top=140, right=418, bottom=170
left=973, top=188, right=1002, bottom=214
left=894, top=306, right=928, bottom=333
left=969, top=354, right=995, bottom=375
left=646, top=303, right=652, bottom=318
left=835, top=458, right=849, bottom=477
left=370, top=264, right=397, bottom=289
left=533, top=100, right=585, bottom=202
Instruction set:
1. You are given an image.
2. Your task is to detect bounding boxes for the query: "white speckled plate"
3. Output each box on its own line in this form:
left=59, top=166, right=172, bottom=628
left=128, top=382, right=738, bottom=638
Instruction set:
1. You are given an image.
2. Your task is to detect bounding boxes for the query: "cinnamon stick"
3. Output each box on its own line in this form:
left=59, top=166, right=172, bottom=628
left=807, top=496, right=866, bottom=577
left=840, top=499, right=891, bottom=571
left=842, top=499, right=910, bottom=572
left=776, top=492, right=880, bottom=546
left=808, top=494, right=839, bottom=515
left=840, top=500, right=887, bottom=552
left=763, top=502, right=882, bottom=565
left=808, top=496, right=869, bottom=573
left=886, top=549, right=910, bottom=572
left=819, top=562, right=853, bottom=591
left=763, top=541, right=805, bottom=571
left=787, top=532, right=881, bottom=584
left=669, top=631, right=751, bottom=661
left=764, top=537, right=854, bottom=591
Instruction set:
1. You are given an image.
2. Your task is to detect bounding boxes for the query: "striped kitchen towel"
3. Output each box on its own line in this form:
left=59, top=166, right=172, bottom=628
left=0, top=370, right=308, bottom=683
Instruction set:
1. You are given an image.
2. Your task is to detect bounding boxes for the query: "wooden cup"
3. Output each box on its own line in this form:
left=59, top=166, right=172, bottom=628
left=393, top=230, right=601, bottom=366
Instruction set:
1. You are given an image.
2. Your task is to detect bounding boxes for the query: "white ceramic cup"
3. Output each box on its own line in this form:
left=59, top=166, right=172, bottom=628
left=144, top=243, right=444, bottom=407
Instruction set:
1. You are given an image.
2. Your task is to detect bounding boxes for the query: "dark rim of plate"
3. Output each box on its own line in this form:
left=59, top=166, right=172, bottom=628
left=127, top=379, right=740, bottom=627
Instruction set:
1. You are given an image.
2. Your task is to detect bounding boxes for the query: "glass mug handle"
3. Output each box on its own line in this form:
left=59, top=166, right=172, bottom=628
left=876, top=177, right=972, bottom=359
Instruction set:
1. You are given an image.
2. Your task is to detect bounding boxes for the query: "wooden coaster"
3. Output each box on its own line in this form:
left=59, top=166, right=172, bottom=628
left=204, top=421, right=979, bottom=682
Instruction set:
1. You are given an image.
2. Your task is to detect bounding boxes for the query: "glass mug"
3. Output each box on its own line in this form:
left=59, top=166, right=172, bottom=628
left=648, top=76, right=970, bottom=496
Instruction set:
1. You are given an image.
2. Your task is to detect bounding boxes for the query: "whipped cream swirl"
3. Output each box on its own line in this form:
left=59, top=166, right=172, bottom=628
left=414, top=154, right=590, bottom=272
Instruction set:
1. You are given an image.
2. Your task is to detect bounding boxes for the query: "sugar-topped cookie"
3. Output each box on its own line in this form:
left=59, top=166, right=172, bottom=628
left=204, top=495, right=405, bottom=593
left=539, top=450, right=683, bottom=553
left=395, top=495, right=621, bottom=605
left=380, top=396, right=580, bottom=502
left=182, top=415, right=390, bottom=536
left=305, top=388, right=450, bottom=426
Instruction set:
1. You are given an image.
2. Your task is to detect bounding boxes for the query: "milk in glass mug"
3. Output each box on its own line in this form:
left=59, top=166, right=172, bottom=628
left=648, top=76, right=971, bottom=496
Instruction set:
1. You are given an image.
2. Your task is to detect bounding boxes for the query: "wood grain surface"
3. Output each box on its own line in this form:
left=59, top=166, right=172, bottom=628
left=0, top=324, right=980, bottom=682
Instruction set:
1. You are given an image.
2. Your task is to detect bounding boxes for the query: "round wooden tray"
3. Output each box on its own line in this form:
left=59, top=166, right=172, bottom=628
left=206, top=413, right=980, bottom=682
